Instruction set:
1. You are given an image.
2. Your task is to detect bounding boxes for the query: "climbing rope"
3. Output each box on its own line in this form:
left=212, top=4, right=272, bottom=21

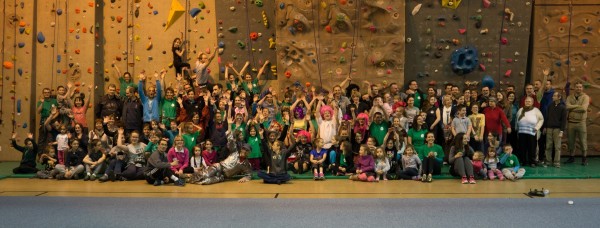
left=310, top=2, right=323, bottom=88
left=11, top=0, right=18, bottom=131
left=50, top=0, right=60, bottom=90
left=64, top=0, right=69, bottom=83
left=243, top=0, right=256, bottom=72
left=0, top=0, right=7, bottom=122
left=347, top=0, right=361, bottom=79
left=565, top=0, right=573, bottom=83
left=498, top=0, right=507, bottom=82
left=129, top=0, right=135, bottom=74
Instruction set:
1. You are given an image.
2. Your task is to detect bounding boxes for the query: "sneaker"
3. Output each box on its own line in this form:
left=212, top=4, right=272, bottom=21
left=553, top=163, right=561, bottom=168
left=90, top=174, right=97, bottom=181
left=427, top=174, right=432, bottom=182
left=72, top=174, right=80, bottom=180
left=84, top=174, right=90, bottom=181
left=530, top=163, right=536, bottom=168
left=319, top=173, right=325, bottom=180
left=564, top=156, right=575, bottom=164
left=174, top=179, right=186, bottom=186
left=313, top=173, right=318, bottom=180
left=582, top=157, right=588, bottom=166
left=421, top=175, right=427, bottom=182
left=56, top=173, right=65, bottom=180
left=489, top=175, right=496, bottom=180
left=153, top=180, right=163, bottom=186
left=461, top=176, right=468, bottom=184
left=98, top=174, right=109, bottom=182
left=542, top=162, right=548, bottom=168
left=375, top=176, right=380, bottom=182
left=108, top=172, right=116, bottom=182
left=498, top=176, right=505, bottom=181
left=469, top=176, right=476, bottom=184
left=412, top=176, right=418, bottom=181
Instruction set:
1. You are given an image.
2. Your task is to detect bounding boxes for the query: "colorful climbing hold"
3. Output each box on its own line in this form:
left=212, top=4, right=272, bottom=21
left=280, top=2, right=285, bottom=9
left=116, top=16, right=123, bottom=23
left=249, top=32, right=259, bottom=40
left=37, top=32, right=45, bottom=43
left=3, top=61, right=14, bottom=69
left=285, top=71, right=292, bottom=78
left=19, top=27, right=25, bottom=34
left=18, top=42, right=25, bottom=48
left=325, top=25, right=332, bottom=33
left=190, top=8, right=201, bottom=17
left=228, top=27, right=238, bottom=33
left=57, top=9, right=63, bottom=15
left=504, top=70, right=512, bottom=77
left=458, top=28, right=466, bottom=34
left=500, top=37, right=508, bottom=45
left=559, top=15, right=569, bottom=23
left=582, top=39, right=589, bottom=45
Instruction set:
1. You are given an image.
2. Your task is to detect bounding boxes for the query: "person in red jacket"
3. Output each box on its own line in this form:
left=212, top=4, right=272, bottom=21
left=519, top=84, right=540, bottom=108
left=482, top=97, right=512, bottom=151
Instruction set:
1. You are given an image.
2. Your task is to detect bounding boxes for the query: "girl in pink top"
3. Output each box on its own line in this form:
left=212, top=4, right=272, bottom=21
left=202, top=140, right=218, bottom=167
left=167, top=135, right=189, bottom=177
left=70, top=85, right=92, bottom=128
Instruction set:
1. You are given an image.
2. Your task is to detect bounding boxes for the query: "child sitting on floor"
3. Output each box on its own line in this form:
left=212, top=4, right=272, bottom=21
left=310, top=138, right=328, bottom=180
left=258, top=141, right=291, bottom=184
left=350, top=145, right=375, bottom=182
left=374, top=147, right=390, bottom=181
left=472, top=151, right=487, bottom=180
left=10, top=132, right=39, bottom=174
left=484, top=147, right=504, bottom=181
left=83, top=139, right=107, bottom=181
left=35, top=146, right=57, bottom=179
left=500, top=144, right=526, bottom=181
left=397, top=144, right=421, bottom=180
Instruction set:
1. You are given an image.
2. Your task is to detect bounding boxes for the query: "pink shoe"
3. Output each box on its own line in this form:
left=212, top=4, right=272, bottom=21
left=489, top=175, right=495, bottom=180
left=499, top=176, right=505, bottom=181
left=367, top=176, right=375, bottom=182
left=461, top=176, right=468, bottom=184
left=469, top=176, right=476, bottom=184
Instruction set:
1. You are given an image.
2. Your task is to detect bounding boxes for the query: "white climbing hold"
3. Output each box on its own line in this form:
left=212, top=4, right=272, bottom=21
left=411, top=4, right=422, bottom=16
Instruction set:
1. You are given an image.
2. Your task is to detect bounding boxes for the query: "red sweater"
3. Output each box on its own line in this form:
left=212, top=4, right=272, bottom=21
left=519, top=95, right=540, bottom=108
left=482, top=106, right=511, bottom=135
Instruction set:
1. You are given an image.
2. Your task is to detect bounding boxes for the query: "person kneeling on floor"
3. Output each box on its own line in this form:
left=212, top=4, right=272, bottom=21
left=145, top=138, right=185, bottom=186
left=192, top=132, right=252, bottom=185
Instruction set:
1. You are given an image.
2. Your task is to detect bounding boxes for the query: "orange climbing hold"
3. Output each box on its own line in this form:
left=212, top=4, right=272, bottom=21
left=19, top=21, right=26, bottom=27
left=116, top=16, right=123, bottom=23
left=3, top=61, right=14, bottom=69
left=559, top=15, right=568, bottom=23
left=88, top=2, right=94, bottom=7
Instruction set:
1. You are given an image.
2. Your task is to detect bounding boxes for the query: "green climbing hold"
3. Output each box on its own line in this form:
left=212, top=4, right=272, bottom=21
left=199, top=1, right=206, bottom=9
left=339, top=56, right=346, bottom=63
left=475, top=15, right=482, bottom=21
left=228, top=27, right=238, bottom=33
left=237, top=40, right=246, bottom=49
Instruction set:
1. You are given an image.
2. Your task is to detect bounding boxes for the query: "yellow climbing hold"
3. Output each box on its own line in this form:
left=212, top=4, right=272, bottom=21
left=165, top=0, right=185, bottom=31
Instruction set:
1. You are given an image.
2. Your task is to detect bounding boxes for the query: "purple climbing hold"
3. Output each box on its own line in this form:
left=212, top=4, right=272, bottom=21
left=18, top=42, right=25, bottom=48
left=57, top=9, right=63, bottom=15
left=75, top=34, right=80, bottom=39
left=153, top=10, right=158, bottom=15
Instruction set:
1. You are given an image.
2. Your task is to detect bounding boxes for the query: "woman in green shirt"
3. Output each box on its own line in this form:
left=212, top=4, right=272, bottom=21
left=407, top=115, right=428, bottom=156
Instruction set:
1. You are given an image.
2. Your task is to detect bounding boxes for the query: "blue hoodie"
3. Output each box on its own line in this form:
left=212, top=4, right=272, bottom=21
left=139, top=80, right=162, bottom=122
left=540, top=88, right=554, bottom=118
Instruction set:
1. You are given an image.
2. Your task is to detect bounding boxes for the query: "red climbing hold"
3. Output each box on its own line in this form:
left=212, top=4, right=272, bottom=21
left=458, top=28, right=466, bottom=34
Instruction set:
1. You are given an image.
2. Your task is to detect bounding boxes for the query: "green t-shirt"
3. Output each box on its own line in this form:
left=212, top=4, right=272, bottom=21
left=231, top=122, right=248, bottom=139
left=37, top=98, right=58, bottom=120
left=242, top=78, right=260, bottom=95
left=161, top=98, right=178, bottom=122
left=119, top=77, right=137, bottom=98
left=145, top=141, right=158, bottom=153
left=182, top=131, right=200, bottom=157
left=407, top=128, right=428, bottom=147
left=414, top=91, right=424, bottom=108
left=418, top=144, right=444, bottom=163
left=369, top=121, right=390, bottom=146
left=247, top=135, right=262, bottom=158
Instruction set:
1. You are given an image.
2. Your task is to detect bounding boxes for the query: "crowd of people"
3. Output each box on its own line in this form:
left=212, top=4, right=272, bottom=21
left=7, top=42, right=591, bottom=186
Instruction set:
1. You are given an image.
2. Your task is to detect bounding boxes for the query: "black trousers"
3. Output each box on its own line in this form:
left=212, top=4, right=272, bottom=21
left=518, top=133, right=537, bottom=165
left=145, top=168, right=175, bottom=184
left=421, top=157, right=441, bottom=175
left=257, top=171, right=291, bottom=184
left=13, top=165, right=38, bottom=174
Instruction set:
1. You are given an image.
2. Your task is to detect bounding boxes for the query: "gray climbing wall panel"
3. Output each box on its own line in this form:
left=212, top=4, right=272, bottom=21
left=275, top=0, right=405, bottom=90
left=405, top=0, right=532, bottom=93
left=215, top=0, right=277, bottom=81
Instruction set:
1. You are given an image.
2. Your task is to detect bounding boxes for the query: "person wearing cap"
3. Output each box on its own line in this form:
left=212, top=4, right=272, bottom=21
left=192, top=132, right=253, bottom=185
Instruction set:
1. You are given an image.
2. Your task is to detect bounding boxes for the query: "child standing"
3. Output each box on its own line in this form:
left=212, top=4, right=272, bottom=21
left=310, top=138, right=328, bottom=180
left=247, top=125, right=263, bottom=171
left=55, top=125, right=70, bottom=165
left=500, top=144, right=526, bottom=181
left=398, top=145, right=422, bottom=180
left=350, top=145, right=375, bottom=182
left=472, top=151, right=487, bottom=180
left=374, top=147, right=390, bottom=181
left=484, top=147, right=504, bottom=181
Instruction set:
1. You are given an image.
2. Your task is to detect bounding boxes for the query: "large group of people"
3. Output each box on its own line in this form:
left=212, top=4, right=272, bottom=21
left=7, top=42, right=591, bottom=186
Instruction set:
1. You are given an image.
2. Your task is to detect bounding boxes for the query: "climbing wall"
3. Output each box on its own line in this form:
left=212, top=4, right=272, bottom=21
left=102, top=0, right=218, bottom=91
left=532, top=0, right=600, bottom=155
left=405, top=0, right=532, bottom=92
left=0, top=1, right=34, bottom=161
left=274, top=0, right=405, bottom=90
left=214, top=0, right=277, bottom=83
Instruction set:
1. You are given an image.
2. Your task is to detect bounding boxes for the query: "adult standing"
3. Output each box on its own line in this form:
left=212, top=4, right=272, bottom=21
left=482, top=97, right=511, bottom=151
left=543, top=91, right=566, bottom=168
left=565, top=82, right=590, bottom=166
left=516, top=97, right=544, bottom=167
left=406, top=80, right=425, bottom=109
left=95, top=84, right=122, bottom=120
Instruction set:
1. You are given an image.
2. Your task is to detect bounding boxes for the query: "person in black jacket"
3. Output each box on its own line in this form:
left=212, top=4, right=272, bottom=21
left=258, top=141, right=291, bottom=184
left=145, top=138, right=185, bottom=186
left=543, top=91, right=567, bottom=168
left=52, top=140, right=86, bottom=180
left=95, top=84, right=122, bottom=120
left=121, top=86, right=143, bottom=136
left=10, top=132, right=39, bottom=174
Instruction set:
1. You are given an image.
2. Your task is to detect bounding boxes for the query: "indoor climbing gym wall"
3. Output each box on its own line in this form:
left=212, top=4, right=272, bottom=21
left=101, top=0, right=218, bottom=91
left=405, top=0, right=532, bottom=92
left=1, top=1, right=34, bottom=161
left=215, top=0, right=277, bottom=83
left=532, top=0, right=600, bottom=155
left=273, top=0, right=406, bottom=90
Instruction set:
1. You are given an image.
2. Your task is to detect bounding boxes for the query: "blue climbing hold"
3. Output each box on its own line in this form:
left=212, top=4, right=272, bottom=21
left=22, top=123, right=28, bottom=128
left=220, top=66, right=225, bottom=73
left=218, top=41, right=225, bottom=48
left=57, top=9, right=63, bottom=15
left=279, top=2, right=285, bottom=9
left=18, top=42, right=25, bottom=48
left=482, top=75, right=495, bottom=89
left=189, top=8, right=201, bottom=17
left=18, top=68, right=23, bottom=76
left=555, top=61, right=561, bottom=66
left=582, top=38, right=589, bottom=44
left=289, top=26, right=296, bottom=35
left=153, top=10, right=158, bottom=15
left=450, top=46, right=479, bottom=75
left=19, top=27, right=25, bottom=34
left=57, top=55, right=61, bottom=62
left=37, top=32, right=45, bottom=43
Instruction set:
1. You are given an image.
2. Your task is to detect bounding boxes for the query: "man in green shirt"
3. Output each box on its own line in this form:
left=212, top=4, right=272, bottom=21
left=37, top=87, right=58, bottom=125
left=369, top=111, right=389, bottom=146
